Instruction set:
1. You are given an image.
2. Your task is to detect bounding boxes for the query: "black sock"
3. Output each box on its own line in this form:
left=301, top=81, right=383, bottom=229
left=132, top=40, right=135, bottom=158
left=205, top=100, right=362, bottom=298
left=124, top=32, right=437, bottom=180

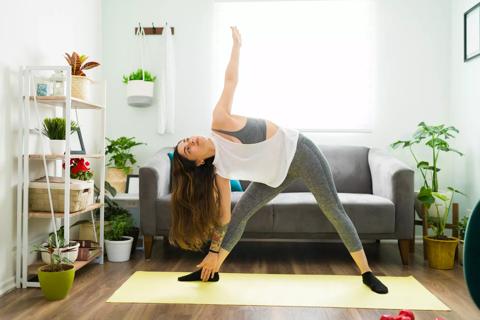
left=362, top=271, right=388, bottom=294
left=177, top=269, right=220, bottom=282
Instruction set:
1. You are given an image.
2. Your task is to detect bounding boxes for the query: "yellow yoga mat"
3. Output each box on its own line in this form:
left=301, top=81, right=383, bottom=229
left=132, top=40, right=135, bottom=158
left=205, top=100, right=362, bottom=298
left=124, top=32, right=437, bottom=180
left=107, top=271, right=450, bottom=310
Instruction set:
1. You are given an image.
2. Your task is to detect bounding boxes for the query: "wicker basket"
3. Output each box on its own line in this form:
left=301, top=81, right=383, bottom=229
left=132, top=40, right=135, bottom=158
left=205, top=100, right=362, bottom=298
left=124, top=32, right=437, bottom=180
left=71, top=75, right=91, bottom=100
left=29, top=176, right=93, bottom=212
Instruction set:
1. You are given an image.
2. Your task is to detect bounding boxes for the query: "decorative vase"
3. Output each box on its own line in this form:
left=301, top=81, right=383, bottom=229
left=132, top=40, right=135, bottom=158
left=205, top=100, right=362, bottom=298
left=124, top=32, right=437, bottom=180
left=38, top=264, right=75, bottom=300
left=105, top=236, right=133, bottom=262
left=49, top=139, right=66, bottom=154
left=424, top=235, right=459, bottom=269
left=40, top=241, right=80, bottom=264
left=126, top=80, right=154, bottom=107
left=106, top=167, right=129, bottom=193
left=71, top=75, right=91, bottom=100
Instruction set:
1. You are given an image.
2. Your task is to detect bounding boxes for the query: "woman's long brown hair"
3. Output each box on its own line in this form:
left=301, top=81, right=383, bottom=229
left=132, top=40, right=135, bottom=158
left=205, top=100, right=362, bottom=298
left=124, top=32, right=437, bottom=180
left=169, top=143, right=220, bottom=251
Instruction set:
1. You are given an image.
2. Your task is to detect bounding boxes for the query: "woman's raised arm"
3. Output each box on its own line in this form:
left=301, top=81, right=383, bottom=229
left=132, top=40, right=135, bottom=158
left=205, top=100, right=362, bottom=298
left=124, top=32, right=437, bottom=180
left=213, top=27, right=242, bottom=120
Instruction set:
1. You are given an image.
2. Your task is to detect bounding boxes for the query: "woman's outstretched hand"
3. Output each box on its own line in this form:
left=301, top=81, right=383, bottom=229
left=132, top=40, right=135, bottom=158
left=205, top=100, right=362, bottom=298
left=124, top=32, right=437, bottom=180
left=197, top=252, right=219, bottom=282
left=231, top=26, right=242, bottom=48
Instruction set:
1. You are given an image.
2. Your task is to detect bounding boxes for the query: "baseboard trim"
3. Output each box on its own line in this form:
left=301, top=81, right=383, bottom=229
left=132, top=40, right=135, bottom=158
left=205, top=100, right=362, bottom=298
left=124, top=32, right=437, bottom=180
left=0, top=276, right=16, bottom=297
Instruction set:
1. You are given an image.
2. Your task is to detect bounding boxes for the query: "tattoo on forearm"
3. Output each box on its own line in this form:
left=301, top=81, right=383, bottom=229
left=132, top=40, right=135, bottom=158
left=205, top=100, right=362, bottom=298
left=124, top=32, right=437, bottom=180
left=210, top=223, right=229, bottom=252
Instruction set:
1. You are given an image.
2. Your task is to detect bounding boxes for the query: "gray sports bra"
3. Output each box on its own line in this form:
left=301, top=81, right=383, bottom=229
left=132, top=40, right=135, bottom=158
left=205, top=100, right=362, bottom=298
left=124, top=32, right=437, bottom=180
left=212, top=117, right=267, bottom=144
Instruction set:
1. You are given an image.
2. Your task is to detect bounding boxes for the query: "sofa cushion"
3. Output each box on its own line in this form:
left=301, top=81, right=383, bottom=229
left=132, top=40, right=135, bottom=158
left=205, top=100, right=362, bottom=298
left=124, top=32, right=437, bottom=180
left=271, top=192, right=395, bottom=234
left=155, top=191, right=274, bottom=233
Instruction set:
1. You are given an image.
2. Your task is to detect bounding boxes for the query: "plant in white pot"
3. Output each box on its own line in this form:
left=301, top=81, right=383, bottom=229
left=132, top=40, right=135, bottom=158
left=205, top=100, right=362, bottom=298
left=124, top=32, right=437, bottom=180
left=391, top=122, right=466, bottom=269
left=457, top=214, right=470, bottom=265
left=39, top=226, right=80, bottom=264
left=41, top=117, right=79, bottom=154
left=64, top=52, right=100, bottom=100
left=123, top=68, right=157, bottom=107
left=104, top=212, right=134, bottom=262
left=105, top=136, right=146, bottom=193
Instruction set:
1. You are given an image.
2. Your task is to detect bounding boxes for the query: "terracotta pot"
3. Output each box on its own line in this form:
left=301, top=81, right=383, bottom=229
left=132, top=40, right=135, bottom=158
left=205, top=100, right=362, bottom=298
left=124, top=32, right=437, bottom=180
left=106, top=167, right=129, bottom=193
left=424, top=235, right=459, bottom=269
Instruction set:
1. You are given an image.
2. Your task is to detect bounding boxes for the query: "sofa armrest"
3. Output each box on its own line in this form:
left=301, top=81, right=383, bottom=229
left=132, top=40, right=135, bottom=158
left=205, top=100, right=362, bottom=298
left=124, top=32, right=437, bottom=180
left=139, top=148, right=172, bottom=235
left=368, top=148, right=415, bottom=239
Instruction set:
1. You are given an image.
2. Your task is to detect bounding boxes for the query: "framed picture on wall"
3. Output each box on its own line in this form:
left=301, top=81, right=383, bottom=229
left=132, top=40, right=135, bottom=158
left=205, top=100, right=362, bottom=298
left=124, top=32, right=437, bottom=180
left=464, top=2, right=480, bottom=62
left=126, top=174, right=140, bottom=194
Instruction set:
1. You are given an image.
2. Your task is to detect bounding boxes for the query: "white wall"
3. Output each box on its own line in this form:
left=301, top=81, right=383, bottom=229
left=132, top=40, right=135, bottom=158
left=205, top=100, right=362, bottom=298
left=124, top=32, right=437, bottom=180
left=102, top=0, right=453, bottom=208
left=0, top=1, right=102, bottom=295
left=450, top=0, right=480, bottom=217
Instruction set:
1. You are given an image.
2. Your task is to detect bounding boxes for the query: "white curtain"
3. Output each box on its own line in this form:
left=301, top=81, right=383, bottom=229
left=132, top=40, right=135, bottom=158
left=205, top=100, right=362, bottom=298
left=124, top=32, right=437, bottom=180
left=157, top=22, right=175, bottom=134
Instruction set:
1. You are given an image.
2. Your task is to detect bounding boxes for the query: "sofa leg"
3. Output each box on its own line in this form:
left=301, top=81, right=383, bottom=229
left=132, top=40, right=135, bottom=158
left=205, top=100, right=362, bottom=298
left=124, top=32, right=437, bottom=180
left=398, top=239, right=411, bottom=265
left=144, top=235, right=153, bottom=260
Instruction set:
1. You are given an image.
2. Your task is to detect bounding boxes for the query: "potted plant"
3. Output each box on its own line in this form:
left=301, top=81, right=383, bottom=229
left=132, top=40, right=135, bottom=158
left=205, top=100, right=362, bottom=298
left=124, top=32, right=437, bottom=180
left=63, top=158, right=94, bottom=204
left=32, top=233, right=76, bottom=300
left=64, top=52, right=100, bottom=100
left=41, top=117, right=79, bottom=154
left=123, top=68, right=157, bottom=107
left=391, top=122, right=466, bottom=269
left=39, top=226, right=80, bottom=265
left=104, top=212, right=134, bottom=262
left=457, top=214, right=470, bottom=265
left=105, top=136, right=146, bottom=193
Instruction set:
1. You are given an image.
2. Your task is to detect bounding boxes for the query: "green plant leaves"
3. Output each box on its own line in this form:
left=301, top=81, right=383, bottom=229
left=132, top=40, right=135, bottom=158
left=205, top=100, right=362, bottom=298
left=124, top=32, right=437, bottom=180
left=64, top=51, right=100, bottom=76
left=122, top=68, right=157, bottom=83
left=41, top=117, right=79, bottom=140
left=105, top=136, right=146, bottom=174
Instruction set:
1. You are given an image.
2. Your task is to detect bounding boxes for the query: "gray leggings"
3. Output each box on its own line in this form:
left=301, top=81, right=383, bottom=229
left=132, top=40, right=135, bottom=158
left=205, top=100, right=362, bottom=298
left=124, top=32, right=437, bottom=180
left=220, top=133, right=363, bottom=253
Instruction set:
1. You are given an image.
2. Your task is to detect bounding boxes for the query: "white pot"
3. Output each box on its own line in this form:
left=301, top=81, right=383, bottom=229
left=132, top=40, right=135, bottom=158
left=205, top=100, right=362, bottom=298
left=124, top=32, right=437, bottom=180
left=49, top=139, right=66, bottom=154
left=459, top=240, right=464, bottom=265
left=105, top=236, right=133, bottom=262
left=41, top=241, right=80, bottom=264
left=126, top=80, right=154, bottom=107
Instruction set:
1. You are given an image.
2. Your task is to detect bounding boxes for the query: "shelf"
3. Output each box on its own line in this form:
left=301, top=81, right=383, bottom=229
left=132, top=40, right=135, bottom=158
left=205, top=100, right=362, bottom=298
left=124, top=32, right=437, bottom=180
left=29, top=202, right=103, bottom=218
left=26, top=96, right=104, bottom=110
left=28, top=153, right=104, bottom=160
left=28, top=248, right=102, bottom=276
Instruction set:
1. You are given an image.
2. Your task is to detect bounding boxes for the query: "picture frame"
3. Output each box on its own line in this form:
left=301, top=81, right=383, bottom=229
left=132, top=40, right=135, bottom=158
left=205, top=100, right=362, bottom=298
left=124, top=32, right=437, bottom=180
left=464, top=2, right=480, bottom=62
left=126, top=174, right=140, bottom=194
left=70, top=127, right=86, bottom=155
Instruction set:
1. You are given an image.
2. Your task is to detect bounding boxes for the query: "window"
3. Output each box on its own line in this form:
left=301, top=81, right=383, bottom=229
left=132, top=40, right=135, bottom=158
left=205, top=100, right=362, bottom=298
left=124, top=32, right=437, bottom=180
left=214, top=0, right=376, bottom=132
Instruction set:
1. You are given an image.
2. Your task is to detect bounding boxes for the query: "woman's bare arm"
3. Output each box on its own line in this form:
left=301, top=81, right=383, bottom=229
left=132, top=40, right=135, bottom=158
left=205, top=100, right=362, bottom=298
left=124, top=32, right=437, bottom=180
left=213, top=27, right=242, bottom=121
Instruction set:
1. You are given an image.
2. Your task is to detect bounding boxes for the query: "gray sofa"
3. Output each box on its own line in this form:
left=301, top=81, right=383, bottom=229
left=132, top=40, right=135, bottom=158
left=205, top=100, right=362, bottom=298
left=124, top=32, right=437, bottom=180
left=139, top=144, right=415, bottom=265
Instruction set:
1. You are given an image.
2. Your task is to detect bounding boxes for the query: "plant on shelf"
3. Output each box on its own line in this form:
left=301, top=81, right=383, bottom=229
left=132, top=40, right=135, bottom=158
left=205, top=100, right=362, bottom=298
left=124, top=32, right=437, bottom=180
left=123, top=68, right=157, bottom=107
left=63, top=158, right=93, bottom=180
left=41, top=117, right=79, bottom=155
left=105, top=136, right=146, bottom=193
left=390, top=122, right=466, bottom=269
left=64, top=51, right=100, bottom=100
left=122, top=68, right=157, bottom=83
left=31, top=226, right=77, bottom=301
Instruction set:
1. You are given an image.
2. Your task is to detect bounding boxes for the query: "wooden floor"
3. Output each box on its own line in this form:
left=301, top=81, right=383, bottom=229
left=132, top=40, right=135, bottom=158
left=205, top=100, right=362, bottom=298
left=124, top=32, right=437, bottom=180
left=1, top=239, right=479, bottom=320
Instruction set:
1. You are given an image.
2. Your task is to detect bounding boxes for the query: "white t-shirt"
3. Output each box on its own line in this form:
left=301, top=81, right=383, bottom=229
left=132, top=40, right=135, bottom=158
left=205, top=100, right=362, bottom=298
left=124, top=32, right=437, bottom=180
left=211, top=126, right=300, bottom=188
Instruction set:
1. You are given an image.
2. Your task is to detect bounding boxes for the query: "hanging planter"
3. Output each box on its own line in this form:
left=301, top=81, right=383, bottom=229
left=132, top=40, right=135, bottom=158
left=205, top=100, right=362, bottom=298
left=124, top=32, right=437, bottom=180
left=123, top=25, right=156, bottom=107
left=123, top=69, right=156, bottom=107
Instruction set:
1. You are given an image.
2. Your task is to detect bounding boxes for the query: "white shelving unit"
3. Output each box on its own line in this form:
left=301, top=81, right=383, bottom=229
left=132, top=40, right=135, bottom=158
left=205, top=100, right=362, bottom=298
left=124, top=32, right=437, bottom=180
left=16, top=66, right=106, bottom=288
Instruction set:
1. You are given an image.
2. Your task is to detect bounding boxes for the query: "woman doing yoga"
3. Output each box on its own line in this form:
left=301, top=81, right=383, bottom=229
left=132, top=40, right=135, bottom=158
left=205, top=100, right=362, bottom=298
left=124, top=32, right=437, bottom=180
left=170, top=27, right=388, bottom=294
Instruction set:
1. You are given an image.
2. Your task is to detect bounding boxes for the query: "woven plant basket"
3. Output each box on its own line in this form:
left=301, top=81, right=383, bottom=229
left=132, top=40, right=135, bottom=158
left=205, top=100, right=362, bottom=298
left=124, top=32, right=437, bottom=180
left=106, top=167, right=128, bottom=193
left=71, top=75, right=91, bottom=100
left=29, top=176, right=93, bottom=212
